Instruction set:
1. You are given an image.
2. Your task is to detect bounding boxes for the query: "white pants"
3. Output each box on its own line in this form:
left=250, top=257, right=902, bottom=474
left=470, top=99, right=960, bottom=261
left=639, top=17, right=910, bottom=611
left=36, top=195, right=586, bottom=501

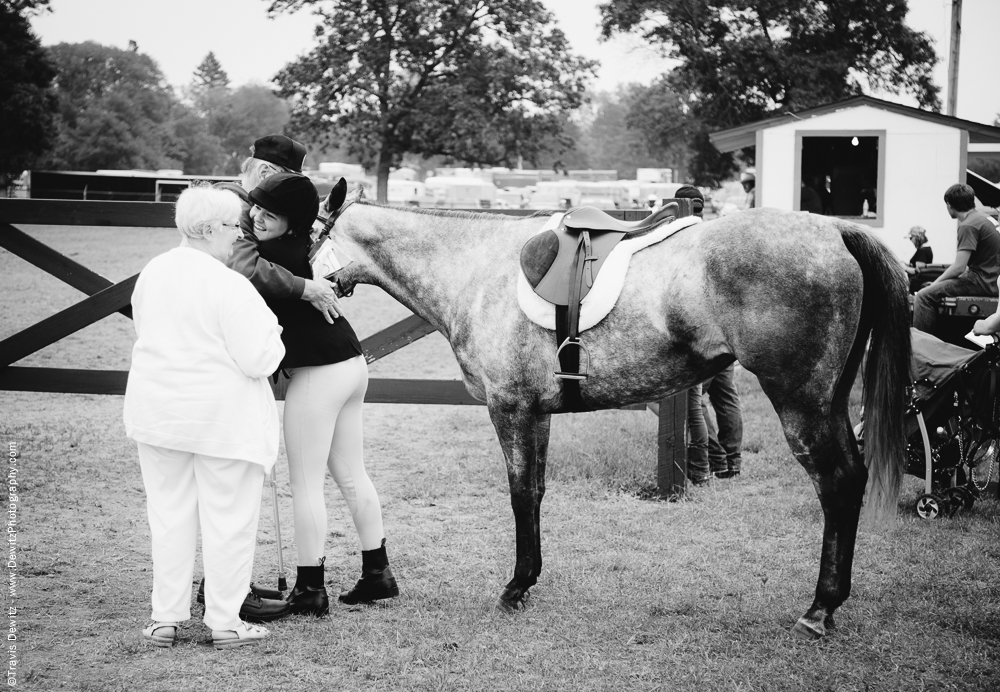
left=137, top=443, right=265, bottom=631
left=283, top=355, right=384, bottom=564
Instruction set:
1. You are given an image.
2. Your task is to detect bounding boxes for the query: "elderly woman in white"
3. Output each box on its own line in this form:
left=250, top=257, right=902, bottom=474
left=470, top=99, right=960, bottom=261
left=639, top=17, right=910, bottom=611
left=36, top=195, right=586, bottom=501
left=124, top=186, right=285, bottom=650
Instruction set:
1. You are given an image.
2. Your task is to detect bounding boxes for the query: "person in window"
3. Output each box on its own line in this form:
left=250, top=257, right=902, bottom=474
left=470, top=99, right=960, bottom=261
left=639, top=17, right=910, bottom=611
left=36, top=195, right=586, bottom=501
left=800, top=179, right=824, bottom=214
left=912, top=184, right=1000, bottom=337
left=740, top=170, right=756, bottom=209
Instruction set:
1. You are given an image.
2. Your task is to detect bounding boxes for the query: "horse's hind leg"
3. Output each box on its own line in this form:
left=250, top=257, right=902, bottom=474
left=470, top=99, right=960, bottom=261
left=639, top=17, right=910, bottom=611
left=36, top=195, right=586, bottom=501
left=769, top=395, right=867, bottom=639
left=487, top=402, right=550, bottom=611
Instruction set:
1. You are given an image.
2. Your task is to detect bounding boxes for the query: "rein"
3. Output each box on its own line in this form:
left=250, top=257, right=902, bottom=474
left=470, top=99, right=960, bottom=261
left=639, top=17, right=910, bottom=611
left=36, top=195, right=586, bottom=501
left=316, top=197, right=357, bottom=242
left=314, top=191, right=360, bottom=297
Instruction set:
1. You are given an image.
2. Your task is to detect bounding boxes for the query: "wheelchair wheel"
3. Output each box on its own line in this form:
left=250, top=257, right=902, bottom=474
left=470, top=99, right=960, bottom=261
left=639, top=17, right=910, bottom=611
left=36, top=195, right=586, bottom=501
left=944, top=486, right=973, bottom=515
left=916, top=493, right=945, bottom=519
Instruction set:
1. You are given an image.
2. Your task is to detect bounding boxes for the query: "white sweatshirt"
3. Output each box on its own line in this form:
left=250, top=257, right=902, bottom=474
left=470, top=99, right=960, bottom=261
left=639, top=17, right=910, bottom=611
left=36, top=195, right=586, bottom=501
left=124, top=247, right=285, bottom=471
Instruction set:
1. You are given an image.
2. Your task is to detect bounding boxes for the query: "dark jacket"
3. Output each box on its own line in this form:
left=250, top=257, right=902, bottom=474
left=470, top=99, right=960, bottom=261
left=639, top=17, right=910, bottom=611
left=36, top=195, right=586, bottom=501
left=252, top=230, right=362, bottom=371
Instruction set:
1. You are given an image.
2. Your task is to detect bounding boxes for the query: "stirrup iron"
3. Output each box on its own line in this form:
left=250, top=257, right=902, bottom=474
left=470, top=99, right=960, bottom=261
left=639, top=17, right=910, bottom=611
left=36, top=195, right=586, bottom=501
left=555, top=338, right=590, bottom=380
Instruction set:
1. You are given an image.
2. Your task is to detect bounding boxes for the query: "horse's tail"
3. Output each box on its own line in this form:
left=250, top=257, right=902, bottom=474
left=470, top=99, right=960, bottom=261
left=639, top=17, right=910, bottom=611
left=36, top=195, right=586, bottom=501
left=837, top=222, right=911, bottom=524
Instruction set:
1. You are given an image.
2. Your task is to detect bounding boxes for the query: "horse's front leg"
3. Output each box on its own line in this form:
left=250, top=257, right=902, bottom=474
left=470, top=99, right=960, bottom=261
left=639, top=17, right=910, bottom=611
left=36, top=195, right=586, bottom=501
left=487, top=401, right=551, bottom=611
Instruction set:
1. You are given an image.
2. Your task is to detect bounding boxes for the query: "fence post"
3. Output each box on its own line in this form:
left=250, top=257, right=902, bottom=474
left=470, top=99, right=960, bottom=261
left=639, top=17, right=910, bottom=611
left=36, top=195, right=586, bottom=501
left=654, top=196, right=702, bottom=499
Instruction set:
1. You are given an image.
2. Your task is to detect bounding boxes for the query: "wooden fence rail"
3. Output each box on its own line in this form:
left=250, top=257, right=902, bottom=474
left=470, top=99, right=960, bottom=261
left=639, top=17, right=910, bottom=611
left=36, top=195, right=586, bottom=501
left=0, top=198, right=690, bottom=497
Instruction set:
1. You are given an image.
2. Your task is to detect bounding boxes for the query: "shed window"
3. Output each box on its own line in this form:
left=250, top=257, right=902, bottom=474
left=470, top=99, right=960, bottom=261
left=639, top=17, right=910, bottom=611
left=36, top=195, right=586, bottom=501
left=795, top=131, right=885, bottom=226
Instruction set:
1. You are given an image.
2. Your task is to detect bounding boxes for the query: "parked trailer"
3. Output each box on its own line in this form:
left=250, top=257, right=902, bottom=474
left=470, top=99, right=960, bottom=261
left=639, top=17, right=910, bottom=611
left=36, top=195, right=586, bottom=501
left=526, top=180, right=582, bottom=210
left=388, top=179, right=426, bottom=206
left=577, top=181, right=631, bottom=209
left=422, top=176, right=497, bottom=209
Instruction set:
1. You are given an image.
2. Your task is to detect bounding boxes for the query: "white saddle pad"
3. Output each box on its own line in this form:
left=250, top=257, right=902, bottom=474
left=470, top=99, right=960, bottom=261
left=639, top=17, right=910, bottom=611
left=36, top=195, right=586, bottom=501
left=517, top=213, right=702, bottom=331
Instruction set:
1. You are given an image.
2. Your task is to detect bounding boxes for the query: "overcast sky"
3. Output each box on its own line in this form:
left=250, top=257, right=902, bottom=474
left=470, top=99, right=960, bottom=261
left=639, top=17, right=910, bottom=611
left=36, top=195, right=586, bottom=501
left=30, top=0, right=1000, bottom=126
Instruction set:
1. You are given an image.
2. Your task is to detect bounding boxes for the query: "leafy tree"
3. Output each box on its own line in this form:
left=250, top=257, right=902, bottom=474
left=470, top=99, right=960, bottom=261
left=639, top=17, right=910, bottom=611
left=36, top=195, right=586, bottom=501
left=206, top=84, right=290, bottom=175
left=624, top=79, right=690, bottom=177
left=577, top=84, right=684, bottom=180
left=39, top=42, right=181, bottom=171
left=270, top=0, right=595, bottom=201
left=599, top=0, right=940, bottom=186
left=167, top=103, right=227, bottom=175
left=0, top=1, right=56, bottom=187
left=969, top=157, right=1000, bottom=186
left=532, top=115, right=589, bottom=172
left=2, top=0, right=50, bottom=15
left=192, top=52, right=230, bottom=94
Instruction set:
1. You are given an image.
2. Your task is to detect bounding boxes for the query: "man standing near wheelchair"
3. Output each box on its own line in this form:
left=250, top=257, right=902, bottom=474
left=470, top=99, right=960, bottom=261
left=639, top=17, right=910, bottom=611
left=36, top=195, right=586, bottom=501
left=912, top=184, right=1000, bottom=338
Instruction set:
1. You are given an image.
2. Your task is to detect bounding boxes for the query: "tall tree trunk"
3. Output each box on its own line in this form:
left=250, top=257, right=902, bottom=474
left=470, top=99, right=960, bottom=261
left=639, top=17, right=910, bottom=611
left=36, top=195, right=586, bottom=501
left=376, top=146, right=392, bottom=203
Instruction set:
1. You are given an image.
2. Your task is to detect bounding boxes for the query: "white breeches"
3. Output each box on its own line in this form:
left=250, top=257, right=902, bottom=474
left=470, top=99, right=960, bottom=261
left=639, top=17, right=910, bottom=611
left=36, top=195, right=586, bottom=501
left=283, top=355, right=384, bottom=564
left=137, top=442, right=265, bottom=631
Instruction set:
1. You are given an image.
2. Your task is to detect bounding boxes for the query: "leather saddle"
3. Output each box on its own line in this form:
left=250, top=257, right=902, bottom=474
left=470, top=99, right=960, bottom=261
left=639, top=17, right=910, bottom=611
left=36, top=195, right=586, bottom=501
left=519, top=203, right=679, bottom=392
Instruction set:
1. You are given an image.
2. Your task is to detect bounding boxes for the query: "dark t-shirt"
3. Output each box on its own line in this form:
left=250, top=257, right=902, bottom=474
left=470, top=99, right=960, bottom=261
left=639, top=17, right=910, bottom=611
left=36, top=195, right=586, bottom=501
left=908, top=245, right=933, bottom=267
left=956, top=210, right=1000, bottom=289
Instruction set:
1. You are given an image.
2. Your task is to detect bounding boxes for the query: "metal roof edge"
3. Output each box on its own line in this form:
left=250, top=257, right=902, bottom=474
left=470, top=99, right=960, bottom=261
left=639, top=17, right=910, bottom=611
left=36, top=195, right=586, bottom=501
left=709, top=95, right=1000, bottom=153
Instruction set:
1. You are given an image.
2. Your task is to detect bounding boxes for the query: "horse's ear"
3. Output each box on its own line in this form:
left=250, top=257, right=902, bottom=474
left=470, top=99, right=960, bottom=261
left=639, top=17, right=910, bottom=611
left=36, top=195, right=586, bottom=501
left=324, top=177, right=348, bottom=215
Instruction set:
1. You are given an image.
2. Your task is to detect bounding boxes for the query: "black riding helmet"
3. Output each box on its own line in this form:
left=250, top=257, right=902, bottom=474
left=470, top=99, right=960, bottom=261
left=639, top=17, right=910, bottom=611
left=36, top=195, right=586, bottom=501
left=248, top=172, right=320, bottom=235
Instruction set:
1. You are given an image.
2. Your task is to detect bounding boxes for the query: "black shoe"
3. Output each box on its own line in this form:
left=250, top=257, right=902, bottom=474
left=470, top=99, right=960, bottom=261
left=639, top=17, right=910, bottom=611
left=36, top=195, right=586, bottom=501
left=714, top=469, right=741, bottom=479
left=688, top=475, right=712, bottom=487
left=339, top=539, right=400, bottom=604
left=286, top=562, right=330, bottom=616
left=196, top=580, right=289, bottom=622
left=339, top=565, right=400, bottom=604
left=239, top=590, right=290, bottom=623
left=196, top=579, right=283, bottom=605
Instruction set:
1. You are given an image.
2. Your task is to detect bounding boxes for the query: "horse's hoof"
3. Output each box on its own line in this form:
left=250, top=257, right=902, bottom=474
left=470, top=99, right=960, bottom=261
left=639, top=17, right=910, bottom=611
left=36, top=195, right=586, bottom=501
left=497, top=589, right=529, bottom=613
left=791, top=616, right=826, bottom=640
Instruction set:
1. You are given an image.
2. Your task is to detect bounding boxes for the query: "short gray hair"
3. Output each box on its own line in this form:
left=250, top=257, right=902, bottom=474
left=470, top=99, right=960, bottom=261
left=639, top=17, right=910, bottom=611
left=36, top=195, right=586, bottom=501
left=175, top=187, right=243, bottom=241
left=240, top=157, right=292, bottom=192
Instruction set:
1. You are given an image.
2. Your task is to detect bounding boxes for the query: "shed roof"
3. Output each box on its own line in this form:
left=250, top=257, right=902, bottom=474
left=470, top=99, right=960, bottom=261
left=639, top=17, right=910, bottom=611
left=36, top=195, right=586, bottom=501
left=710, top=95, right=1000, bottom=153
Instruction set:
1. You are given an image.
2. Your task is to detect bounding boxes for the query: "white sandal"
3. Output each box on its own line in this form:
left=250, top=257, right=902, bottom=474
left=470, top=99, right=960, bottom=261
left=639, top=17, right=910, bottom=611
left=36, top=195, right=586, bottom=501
left=212, top=622, right=269, bottom=650
left=142, top=621, right=178, bottom=648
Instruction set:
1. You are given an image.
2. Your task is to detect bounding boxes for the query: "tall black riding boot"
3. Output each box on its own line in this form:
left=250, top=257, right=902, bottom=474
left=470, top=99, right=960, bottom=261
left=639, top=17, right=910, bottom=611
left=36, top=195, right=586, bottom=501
left=285, top=559, right=329, bottom=616
left=339, top=539, right=400, bottom=605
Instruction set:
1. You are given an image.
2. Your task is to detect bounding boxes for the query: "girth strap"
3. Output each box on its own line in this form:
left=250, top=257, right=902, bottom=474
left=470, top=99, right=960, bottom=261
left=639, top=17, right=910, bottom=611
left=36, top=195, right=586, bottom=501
left=554, top=231, right=592, bottom=412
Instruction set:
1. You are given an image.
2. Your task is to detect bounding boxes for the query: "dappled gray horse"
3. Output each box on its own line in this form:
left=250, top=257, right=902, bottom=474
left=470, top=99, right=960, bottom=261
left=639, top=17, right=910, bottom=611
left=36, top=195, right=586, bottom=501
left=325, top=197, right=910, bottom=639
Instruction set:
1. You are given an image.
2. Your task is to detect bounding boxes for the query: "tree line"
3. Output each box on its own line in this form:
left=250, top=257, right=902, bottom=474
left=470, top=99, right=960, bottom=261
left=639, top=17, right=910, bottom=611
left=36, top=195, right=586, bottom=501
left=4, top=0, right=982, bottom=200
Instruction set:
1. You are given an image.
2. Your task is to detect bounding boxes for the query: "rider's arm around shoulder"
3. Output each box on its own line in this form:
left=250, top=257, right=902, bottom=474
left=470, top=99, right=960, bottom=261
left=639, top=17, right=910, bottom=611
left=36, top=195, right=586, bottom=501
left=226, top=234, right=306, bottom=301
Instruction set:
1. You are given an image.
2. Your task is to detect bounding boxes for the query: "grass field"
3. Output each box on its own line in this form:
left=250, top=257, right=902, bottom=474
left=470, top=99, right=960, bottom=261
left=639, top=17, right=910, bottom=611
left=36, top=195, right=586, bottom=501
left=3, top=225, right=1000, bottom=691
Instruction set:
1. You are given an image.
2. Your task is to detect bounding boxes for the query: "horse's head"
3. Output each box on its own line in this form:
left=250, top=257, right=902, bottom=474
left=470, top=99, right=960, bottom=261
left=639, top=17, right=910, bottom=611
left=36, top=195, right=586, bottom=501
left=318, top=177, right=364, bottom=228
left=316, top=177, right=365, bottom=297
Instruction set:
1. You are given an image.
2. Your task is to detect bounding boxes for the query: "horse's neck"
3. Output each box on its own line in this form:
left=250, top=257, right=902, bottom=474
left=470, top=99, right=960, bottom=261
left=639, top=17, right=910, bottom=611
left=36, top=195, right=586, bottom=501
left=346, top=207, right=537, bottom=334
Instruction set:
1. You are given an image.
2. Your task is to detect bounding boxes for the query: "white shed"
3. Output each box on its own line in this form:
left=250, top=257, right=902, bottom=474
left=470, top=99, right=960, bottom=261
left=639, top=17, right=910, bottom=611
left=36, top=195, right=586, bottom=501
left=709, top=96, right=1000, bottom=264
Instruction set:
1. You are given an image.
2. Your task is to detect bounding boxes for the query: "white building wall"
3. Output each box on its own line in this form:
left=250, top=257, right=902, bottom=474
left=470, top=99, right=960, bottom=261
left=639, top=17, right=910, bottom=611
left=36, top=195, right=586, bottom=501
left=759, top=105, right=964, bottom=263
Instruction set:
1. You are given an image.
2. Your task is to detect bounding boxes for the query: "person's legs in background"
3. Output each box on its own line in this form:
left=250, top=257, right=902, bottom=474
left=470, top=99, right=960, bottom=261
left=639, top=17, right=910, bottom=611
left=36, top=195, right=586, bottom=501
left=686, top=385, right=710, bottom=484
left=913, top=276, right=986, bottom=336
left=705, top=364, right=744, bottom=477
left=701, top=377, right=726, bottom=476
